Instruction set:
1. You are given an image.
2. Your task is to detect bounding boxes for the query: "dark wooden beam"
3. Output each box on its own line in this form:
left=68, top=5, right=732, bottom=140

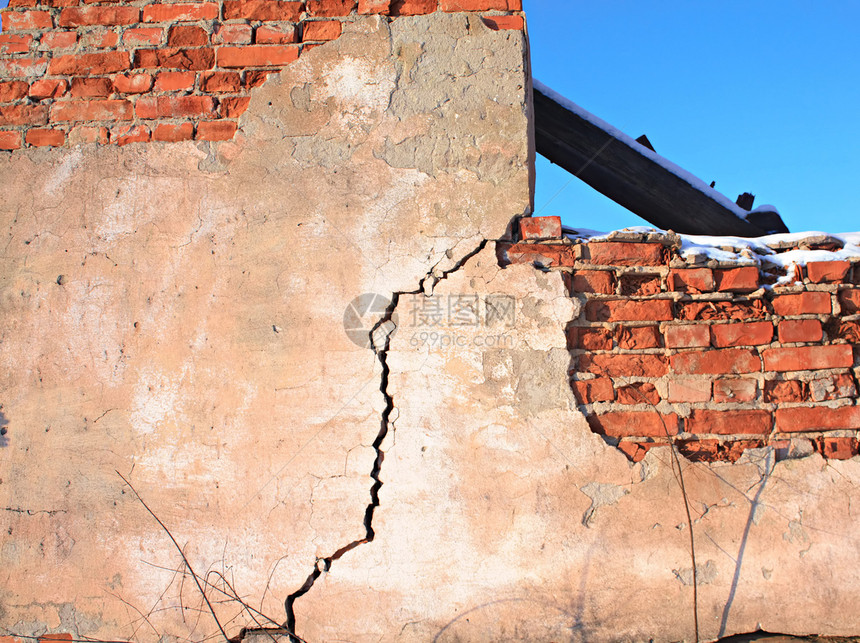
left=534, top=84, right=788, bottom=237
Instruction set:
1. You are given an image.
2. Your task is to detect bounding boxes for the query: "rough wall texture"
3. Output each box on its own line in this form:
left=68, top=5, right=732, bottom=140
left=501, top=219, right=860, bottom=465
left=3, top=5, right=860, bottom=643
left=0, top=0, right=524, bottom=148
left=0, top=13, right=532, bottom=642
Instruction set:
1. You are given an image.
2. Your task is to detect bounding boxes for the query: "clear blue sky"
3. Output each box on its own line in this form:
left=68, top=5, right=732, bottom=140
left=2, top=1, right=857, bottom=235
left=526, top=0, right=860, bottom=234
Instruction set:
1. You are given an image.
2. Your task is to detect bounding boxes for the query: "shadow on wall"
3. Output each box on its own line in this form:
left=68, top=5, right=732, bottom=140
left=0, top=408, right=9, bottom=447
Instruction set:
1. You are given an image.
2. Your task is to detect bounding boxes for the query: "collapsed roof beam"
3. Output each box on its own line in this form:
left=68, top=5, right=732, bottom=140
left=533, top=81, right=789, bottom=237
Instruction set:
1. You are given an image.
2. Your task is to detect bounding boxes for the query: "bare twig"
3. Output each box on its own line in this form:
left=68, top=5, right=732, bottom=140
left=116, top=471, right=231, bottom=643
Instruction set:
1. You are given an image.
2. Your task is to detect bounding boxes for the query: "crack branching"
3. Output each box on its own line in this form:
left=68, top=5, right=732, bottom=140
left=283, top=239, right=490, bottom=641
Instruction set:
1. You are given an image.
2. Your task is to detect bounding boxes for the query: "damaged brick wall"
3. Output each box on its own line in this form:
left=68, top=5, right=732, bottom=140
left=501, top=217, right=860, bottom=464
left=0, top=0, right=523, bottom=148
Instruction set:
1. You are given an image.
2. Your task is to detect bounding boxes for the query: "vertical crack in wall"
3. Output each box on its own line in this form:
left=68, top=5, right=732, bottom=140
left=283, top=239, right=490, bottom=642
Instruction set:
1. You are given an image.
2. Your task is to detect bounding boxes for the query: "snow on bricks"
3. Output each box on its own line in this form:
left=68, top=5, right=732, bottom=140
left=500, top=219, right=860, bottom=463
left=0, top=0, right=525, bottom=148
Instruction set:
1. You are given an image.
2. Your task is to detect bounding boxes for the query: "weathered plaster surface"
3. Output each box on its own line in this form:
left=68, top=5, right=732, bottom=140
left=0, top=14, right=530, bottom=642
left=3, top=10, right=860, bottom=643
left=299, top=244, right=860, bottom=642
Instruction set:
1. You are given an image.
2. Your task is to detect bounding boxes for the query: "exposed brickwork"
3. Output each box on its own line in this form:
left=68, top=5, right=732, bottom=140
left=0, top=0, right=524, bottom=147
left=500, top=218, right=860, bottom=463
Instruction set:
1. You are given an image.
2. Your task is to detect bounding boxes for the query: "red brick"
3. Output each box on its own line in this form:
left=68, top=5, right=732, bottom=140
left=59, top=6, right=138, bottom=26
left=809, top=373, right=857, bottom=402
left=669, top=268, right=714, bottom=293
left=133, top=97, right=156, bottom=119
left=670, top=348, right=760, bottom=375
left=762, top=345, right=853, bottom=372
left=677, top=439, right=764, bottom=463
left=667, top=378, right=711, bottom=403
left=2, top=10, right=53, bottom=30
left=710, top=321, right=773, bottom=347
left=25, top=127, right=64, bottom=146
left=615, top=382, right=660, bottom=406
left=838, top=288, right=860, bottom=314
left=152, top=121, right=194, bottom=142
left=0, top=33, right=32, bottom=54
left=135, top=47, right=215, bottom=70
left=6, top=0, right=35, bottom=5
left=0, top=80, right=29, bottom=101
left=807, top=261, right=850, bottom=284
left=0, top=130, right=23, bottom=150
left=778, top=319, right=822, bottom=344
left=200, top=71, right=242, bottom=92
left=617, top=441, right=655, bottom=463
left=142, top=3, right=219, bottom=22
left=28, top=78, right=67, bottom=99
left=585, top=298, right=673, bottom=322
left=39, top=636, right=73, bottom=643
left=80, top=29, right=119, bottom=48
left=306, top=0, right=357, bottom=15
left=577, top=353, right=667, bottom=378
left=618, top=273, right=662, bottom=296
left=50, top=99, right=133, bottom=123
left=519, top=216, right=562, bottom=240
left=112, top=73, right=153, bottom=94
left=67, top=124, right=108, bottom=144
left=500, top=242, right=577, bottom=268
left=214, top=24, right=253, bottom=44
left=196, top=119, right=237, bottom=140
left=112, top=123, right=150, bottom=145
left=217, top=45, right=300, bottom=68
left=223, top=0, right=304, bottom=20
left=830, top=320, right=860, bottom=343
left=168, top=25, right=209, bottom=46
left=39, top=31, right=78, bottom=49
left=677, top=299, right=768, bottom=321
left=0, top=57, right=49, bottom=77
left=775, top=405, right=860, bottom=433
left=153, top=71, right=196, bottom=91
left=575, top=327, right=612, bottom=351
left=815, top=437, right=859, bottom=460
left=255, top=24, right=298, bottom=44
left=440, top=0, right=520, bottom=8
left=219, top=95, right=251, bottom=117
left=764, top=379, right=806, bottom=403
left=122, top=27, right=163, bottom=46
left=587, top=411, right=678, bottom=438
left=686, top=409, right=772, bottom=435
left=712, top=378, right=757, bottom=403
left=584, top=241, right=666, bottom=266
left=480, top=15, right=524, bottom=30
left=570, top=270, right=614, bottom=294
left=714, top=266, right=759, bottom=292
left=70, top=77, right=113, bottom=98
left=358, top=0, right=391, bottom=12
left=245, top=69, right=271, bottom=87
left=390, top=0, right=438, bottom=15
left=0, top=103, right=48, bottom=126
left=664, top=324, right=710, bottom=349
left=153, top=95, right=216, bottom=118
left=570, top=377, right=614, bottom=404
left=49, top=51, right=129, bottom=75
left=772, top=291, right=831, bottom=316
left=616, top=325, right=661, bottom=350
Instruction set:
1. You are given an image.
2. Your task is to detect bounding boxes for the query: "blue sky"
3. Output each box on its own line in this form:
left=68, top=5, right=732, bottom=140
left=526, top=1, right=860, bottom=234
left=2, top=1, right=857, bottom=235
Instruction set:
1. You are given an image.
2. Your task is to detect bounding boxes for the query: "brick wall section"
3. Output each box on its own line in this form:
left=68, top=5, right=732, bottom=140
left=502, top=216, right=860, bottom=464
left=0, top=0, right=524, bottom=149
